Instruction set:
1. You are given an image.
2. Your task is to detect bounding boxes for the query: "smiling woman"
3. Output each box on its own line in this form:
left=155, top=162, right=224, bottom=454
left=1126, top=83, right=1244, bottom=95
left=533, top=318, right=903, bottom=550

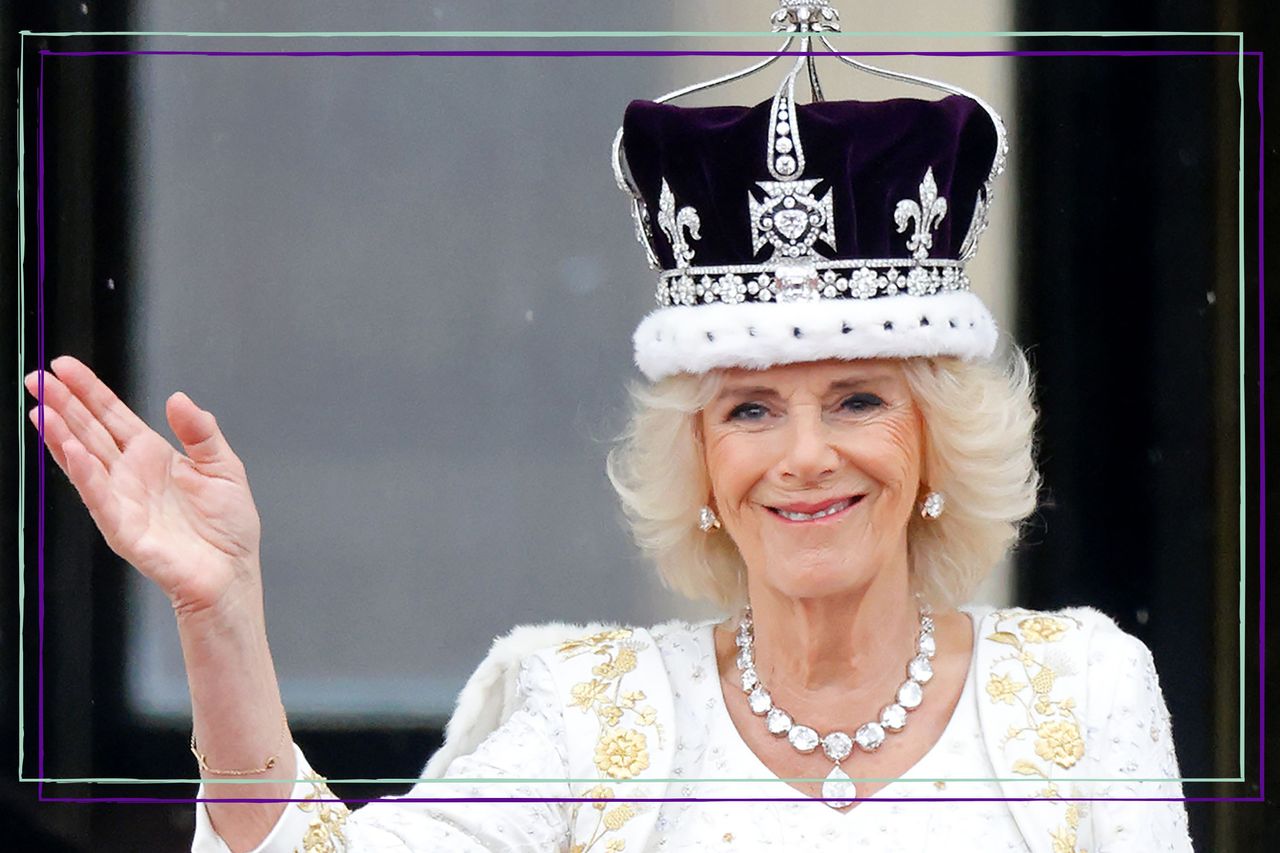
left=608, top=354, right=1037, bottom=610
left=25, top=3, right=1195, bottom=851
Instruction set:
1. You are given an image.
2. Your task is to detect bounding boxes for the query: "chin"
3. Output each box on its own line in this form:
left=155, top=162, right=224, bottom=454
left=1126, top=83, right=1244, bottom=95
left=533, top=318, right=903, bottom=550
left=762, top=552, right=876, bottom=601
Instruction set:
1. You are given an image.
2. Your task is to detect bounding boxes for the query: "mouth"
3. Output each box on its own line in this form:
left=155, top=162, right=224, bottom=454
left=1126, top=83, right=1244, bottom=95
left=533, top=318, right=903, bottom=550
left=766, top=494, right=864, bottom=524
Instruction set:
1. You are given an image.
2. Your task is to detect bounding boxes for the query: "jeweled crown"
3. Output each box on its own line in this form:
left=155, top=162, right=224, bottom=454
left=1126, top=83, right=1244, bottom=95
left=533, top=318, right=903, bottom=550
left=614, top=1, right=1009, bottom=381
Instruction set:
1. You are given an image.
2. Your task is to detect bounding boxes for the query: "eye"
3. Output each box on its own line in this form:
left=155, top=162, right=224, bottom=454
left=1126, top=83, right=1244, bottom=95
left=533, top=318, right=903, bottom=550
left=840, top=392, right=885, bottom=413
left=727, top=401, right=769, bottom=421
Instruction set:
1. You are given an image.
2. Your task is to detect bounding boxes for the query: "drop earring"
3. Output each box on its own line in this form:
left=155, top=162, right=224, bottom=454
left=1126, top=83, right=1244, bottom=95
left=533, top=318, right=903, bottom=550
left=698, top=505, right=722, bottom=532
left=919, top=491, right=945, bottom=520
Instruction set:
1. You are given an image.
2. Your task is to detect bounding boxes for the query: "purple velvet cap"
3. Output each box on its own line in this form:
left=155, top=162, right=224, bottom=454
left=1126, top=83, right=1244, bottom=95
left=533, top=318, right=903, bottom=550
left=623, top=94, right=999, bottom=270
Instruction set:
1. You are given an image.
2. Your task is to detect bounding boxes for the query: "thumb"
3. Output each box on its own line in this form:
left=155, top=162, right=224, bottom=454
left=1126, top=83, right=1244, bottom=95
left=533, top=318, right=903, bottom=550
left=166, top=392, right=242, bottom=471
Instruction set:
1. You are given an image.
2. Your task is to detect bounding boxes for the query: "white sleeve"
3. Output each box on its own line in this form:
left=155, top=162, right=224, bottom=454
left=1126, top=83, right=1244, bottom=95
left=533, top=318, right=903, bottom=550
left=1086, top=628, right=1193, bottom=853
left=191, top=653, right=573, bottom=853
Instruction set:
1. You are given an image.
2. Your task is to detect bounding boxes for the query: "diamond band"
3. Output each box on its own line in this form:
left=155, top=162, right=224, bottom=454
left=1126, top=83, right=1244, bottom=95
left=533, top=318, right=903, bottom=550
left=657, top=259, right=970, bottom=307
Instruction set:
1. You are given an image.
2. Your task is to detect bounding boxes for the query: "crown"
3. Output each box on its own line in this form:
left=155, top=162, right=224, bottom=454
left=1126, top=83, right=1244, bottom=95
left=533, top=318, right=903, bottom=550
left=613, top=1, right=1008, bottom=381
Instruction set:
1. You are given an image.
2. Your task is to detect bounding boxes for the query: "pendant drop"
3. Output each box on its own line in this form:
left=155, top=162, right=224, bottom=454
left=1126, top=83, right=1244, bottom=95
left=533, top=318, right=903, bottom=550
left=821, top=765, right=857, bottom=809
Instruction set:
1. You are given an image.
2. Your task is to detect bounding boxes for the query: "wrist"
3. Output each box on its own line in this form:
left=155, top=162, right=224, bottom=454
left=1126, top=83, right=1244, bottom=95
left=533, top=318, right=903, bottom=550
left=173, top=560, right=265, bottom=634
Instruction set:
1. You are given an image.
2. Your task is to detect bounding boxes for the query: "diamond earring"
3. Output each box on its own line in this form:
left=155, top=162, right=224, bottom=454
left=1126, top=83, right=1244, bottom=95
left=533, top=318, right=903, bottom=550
left=698, top=505, right=722, bottom=532
left=919, top=491, right=945, bottom=520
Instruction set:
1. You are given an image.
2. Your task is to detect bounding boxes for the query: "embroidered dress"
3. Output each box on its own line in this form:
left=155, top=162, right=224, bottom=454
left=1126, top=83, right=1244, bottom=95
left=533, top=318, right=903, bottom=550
left=191, top=608, right=1192, bottom=853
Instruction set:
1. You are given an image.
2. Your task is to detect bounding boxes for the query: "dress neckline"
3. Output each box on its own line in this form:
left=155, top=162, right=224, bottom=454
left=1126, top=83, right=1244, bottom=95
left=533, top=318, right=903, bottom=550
left=699, top=606, right=983, bottom=808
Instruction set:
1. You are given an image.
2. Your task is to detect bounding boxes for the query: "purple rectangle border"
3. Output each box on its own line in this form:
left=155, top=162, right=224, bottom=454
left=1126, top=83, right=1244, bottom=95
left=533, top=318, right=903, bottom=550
left=24, top=44, right=1264, bottom=804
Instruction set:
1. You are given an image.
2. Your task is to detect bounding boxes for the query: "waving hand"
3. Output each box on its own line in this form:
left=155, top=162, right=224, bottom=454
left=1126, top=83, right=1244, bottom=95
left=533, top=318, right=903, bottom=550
left=25, top=355, right=263, bottom=617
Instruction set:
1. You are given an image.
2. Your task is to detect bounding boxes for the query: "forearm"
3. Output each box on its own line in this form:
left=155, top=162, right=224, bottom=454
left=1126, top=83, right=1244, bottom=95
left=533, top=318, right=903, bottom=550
left=178, top=574, right=295, bottom=852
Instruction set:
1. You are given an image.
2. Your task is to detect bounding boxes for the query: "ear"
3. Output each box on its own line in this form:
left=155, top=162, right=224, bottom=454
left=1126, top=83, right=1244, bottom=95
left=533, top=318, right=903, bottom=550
left=912, top=400, right=932, bottom=495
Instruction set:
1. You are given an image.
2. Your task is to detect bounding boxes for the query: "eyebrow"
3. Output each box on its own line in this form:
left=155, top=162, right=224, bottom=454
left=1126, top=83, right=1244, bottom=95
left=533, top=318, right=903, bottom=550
left=717, top=375, right=895, bottom=399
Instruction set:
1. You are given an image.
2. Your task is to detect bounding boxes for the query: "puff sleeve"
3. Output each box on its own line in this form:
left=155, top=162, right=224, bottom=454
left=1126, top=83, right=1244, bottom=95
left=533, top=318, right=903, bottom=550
left=191, top=653, right=573, bottom=853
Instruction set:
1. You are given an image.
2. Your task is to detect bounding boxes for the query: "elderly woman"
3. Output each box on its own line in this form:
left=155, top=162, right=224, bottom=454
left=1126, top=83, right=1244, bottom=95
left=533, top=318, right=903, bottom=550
left=24, top=17, right=1192, bottom=852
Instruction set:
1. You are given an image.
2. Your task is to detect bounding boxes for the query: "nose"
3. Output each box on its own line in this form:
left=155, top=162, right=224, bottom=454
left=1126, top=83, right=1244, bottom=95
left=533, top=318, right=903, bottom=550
left=780, top=407, right=839, bottom=483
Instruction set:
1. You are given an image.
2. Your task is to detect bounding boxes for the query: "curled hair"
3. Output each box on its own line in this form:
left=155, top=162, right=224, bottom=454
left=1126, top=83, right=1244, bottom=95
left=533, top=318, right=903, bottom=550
left=606, top=351, right=1040, bottom=611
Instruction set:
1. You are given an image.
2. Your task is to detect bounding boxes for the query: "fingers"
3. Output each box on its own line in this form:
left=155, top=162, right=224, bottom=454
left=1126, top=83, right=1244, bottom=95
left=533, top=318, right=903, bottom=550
left=29, top=406, right=129, bottom=550
left=49, top=355, right=150, bottom=449
left=165, top=392, right=244, bottom=478
left=24, top=367, right=123, bottom=468
left=28, top=403, right=73, bottom=471
left=61, top=437, right=126, bottom=547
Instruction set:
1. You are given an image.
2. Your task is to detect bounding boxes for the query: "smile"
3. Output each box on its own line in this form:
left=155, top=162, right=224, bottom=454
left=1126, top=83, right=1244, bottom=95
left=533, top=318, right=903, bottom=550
left=766, top=495, right=863, bottom=523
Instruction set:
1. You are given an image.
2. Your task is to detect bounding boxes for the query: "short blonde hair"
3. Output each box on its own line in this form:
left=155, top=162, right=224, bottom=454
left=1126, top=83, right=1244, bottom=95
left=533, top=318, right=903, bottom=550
left=606, top=351, right=1040, bottom=611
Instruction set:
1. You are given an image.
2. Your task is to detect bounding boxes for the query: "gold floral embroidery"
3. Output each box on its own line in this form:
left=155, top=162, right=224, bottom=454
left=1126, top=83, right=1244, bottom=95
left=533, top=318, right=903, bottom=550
left=584, top=784, right=615, bottom=809
left=986, top=672, right=1025, bottom=704
left=1019, top=616, right=1068, bottom=643
left=595, top=729, right=650, bottom=779
left=602, top=803, right=637, bottom=831
left=572, top=679, right=611, bottom=709
left=293, top=771, right=350, bottom=853
left=559, top=628, right=633, bottom=655
left=560, top=627, right=663, bottom=853
left=619, top=690, right=646, bottom=707
left=1034, top=720, right=1085, bottom=769
left=1049, top=803, right=1083, bottom=853
left=984, top=609, right=1087, bottom=853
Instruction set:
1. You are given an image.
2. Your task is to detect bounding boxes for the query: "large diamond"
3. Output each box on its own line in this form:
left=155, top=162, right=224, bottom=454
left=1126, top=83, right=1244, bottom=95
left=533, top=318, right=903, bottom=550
left=766, top=708, right=793, bottom=735
left=854, top=722, right=886, bottom=752
left=821, top=731, right=852, bottom=762
left=908, top=656, right=934, bottom=684
left=897, top=680, right=923, bottom=710
left=740, top=668, right=759, bottom=692
left=775, top=264, right=821, bottom=303
left=735, top=631, right=752, bottom=649
left=880, top=703, right=908, bottom=731
left=748, top=686, right=773, bottom=715
left=774, top=208, right=809, bottom=240
left=736, top=649, right=753, bottom=671
left=918, top=633, right=937, bottom=657
left=787, top=725, right=819, bottom=753
left=821, top=765, right=857, bottom=809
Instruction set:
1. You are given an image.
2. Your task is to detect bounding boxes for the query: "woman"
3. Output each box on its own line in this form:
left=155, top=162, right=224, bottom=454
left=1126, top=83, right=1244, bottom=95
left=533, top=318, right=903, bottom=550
left=23, top=21, right=1192, bottom=852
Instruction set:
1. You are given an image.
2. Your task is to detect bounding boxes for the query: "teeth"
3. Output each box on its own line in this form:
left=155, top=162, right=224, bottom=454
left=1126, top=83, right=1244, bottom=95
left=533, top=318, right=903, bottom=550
left=776, top=498, right=852, bottom=521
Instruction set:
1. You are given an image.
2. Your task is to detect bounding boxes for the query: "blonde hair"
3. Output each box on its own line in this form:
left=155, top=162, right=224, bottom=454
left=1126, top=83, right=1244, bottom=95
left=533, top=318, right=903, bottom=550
left=606, top=351, right=1041, bottom=610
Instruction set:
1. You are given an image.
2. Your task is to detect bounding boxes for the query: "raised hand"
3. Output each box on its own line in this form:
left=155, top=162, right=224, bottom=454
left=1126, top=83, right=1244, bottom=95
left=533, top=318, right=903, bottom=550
left=25, top=355, right=263, bottom=619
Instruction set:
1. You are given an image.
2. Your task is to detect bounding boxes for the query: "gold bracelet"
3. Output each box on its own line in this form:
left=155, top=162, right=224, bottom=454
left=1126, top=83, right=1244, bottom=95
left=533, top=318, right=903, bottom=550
left=190, top=710, right=289, bottom=777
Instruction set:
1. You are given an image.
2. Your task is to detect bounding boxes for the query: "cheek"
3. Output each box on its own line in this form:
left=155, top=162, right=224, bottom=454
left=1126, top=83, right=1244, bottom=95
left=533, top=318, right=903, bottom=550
left=707, top=436, right=764, bottom=501
left=863, top=416, right=924, bottom=497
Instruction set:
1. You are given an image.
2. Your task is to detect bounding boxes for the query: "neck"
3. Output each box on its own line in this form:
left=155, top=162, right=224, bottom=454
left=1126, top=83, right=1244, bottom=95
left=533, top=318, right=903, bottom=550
left=743, top=563, right=919, bottom=697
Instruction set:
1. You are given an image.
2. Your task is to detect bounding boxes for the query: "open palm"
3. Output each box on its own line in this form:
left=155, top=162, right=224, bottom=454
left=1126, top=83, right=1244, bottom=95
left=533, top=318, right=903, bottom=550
left=25, top=356, right=262, bottom=616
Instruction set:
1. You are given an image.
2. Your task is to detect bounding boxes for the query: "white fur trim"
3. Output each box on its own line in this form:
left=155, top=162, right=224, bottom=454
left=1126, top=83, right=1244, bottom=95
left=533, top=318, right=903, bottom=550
left=633, top=291, right=998, bottom=381
left=421, top=621, right=605, bottom=779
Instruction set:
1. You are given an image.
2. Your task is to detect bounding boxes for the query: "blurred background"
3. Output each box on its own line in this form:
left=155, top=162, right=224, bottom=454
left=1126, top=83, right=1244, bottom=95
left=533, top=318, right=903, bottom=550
left=3, top=0, right=1274, bottom=850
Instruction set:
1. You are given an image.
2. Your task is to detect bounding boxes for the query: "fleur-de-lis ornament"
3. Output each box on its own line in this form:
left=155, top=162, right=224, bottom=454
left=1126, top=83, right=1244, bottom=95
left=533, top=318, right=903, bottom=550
left=657, top=179, right=702, bottom=269
left=894, top=167, right=948, bottom=261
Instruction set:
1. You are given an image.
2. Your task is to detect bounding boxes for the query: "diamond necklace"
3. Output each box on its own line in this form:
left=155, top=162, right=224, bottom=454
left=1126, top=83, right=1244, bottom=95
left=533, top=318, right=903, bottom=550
left=733, top=603, right=936, bottom=809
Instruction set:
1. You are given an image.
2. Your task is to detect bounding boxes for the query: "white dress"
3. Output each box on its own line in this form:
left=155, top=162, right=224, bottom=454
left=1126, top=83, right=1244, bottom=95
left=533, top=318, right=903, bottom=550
left=192, top=607, right=1193, bottom=852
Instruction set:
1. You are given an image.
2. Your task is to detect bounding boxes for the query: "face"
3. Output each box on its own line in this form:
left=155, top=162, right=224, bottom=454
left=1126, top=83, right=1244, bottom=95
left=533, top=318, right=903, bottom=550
left=699, top=359, right=925, bottom=602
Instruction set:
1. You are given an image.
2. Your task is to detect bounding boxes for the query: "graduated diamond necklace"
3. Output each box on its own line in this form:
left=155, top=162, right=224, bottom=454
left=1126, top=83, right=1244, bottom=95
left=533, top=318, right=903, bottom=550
left=733, top=604, right=936, bottom=809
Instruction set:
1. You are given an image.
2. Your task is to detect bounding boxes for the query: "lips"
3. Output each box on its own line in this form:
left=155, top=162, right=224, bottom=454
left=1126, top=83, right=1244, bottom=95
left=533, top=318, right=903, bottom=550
left=766, top=495, right=863, bottom=523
